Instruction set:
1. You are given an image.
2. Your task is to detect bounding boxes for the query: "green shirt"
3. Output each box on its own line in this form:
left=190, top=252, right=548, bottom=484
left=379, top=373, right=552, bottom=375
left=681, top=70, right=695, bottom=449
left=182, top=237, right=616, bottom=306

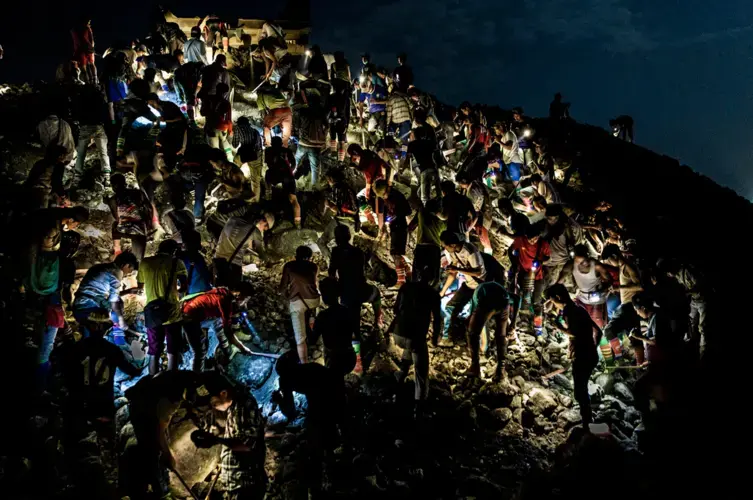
left=256, top=90, right=289, bottom=113
left=137, top=253, right=188, bottom=324
left=470, top=281, right=509, bottom=315
left=415, top=208, right=445, bottom=247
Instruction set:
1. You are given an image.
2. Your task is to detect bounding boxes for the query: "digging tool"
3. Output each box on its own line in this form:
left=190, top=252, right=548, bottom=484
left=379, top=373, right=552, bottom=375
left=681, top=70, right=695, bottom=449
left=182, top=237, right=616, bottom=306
left=171, top=467, right=200, bottom=500
left=247, top=350, right=282, bottom=359
left=541, top=368, right=566, bottom=379
left=204, top=465, right=221, bottom=500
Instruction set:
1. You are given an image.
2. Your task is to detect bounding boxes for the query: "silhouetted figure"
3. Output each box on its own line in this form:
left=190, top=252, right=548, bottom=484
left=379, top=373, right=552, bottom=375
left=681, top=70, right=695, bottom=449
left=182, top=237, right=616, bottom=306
left=610, top=115, right=634, bottom=143
left=549, top=92, right=570, bottom=121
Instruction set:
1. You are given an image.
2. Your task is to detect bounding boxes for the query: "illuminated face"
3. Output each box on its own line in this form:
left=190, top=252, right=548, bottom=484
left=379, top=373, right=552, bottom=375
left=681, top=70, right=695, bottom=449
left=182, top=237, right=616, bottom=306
left=634, top=305, right=649, bottom=319
left=121, top=264, right=135, bottom=277
left=351, top=153, right=361, bottom=165
left=546, top=215, right=559, bottom=226
left=210, top=391, right=232, bottom=411
left=513, top=113, right=522, bottom=122
left=574, top=255, right=587, bottom=268
left=527, top=235, right=540, bottom=245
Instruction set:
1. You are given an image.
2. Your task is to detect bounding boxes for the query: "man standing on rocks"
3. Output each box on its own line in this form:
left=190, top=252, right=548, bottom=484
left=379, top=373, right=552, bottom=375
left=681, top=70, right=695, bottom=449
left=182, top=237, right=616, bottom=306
left=509, top=223, right=551, bottom=335
left=191, top=373, right=267, bottom=499
left=543, top=204, right=582, bottom=290
left=656, top=258, right=709, bottom=358
left=107, top=173, right=159, bottom=261
left=601, top=244, right=644, bottom=363
left=73, top=84, right=112, bottom=187
left=264, top=136, right=301, bottom=227
left=311, top=278, right=357, bottom=376
left=319, top=169, right=360, bottom=262
left=439, top=231, right=488, bottom=345
left=280, top=246, right=321, bottom=363
left=571, top=244, right=612, bottom=329
left=545, top=284, right=602, bottom=428
left=386, top=265, right=442, bottom=417
left=466, top=280, right=511, bottom=379
left=329, top=225, right=382, bottom=374
left=408, top=198, right=446, bottom=289
left=137, top=240, right=188, bottom=375
left=374, top=179, right=412, bottom=286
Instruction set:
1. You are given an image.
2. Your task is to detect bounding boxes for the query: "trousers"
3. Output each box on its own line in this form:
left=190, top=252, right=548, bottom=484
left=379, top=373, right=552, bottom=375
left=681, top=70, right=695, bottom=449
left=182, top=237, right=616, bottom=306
left=394, top=334, right=430, bottom=400
left=75, top=124, right=111, bottom=177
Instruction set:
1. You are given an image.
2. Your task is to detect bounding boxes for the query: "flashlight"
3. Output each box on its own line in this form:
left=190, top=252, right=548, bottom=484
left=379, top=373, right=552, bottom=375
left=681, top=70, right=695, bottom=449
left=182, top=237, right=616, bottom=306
left=523, top=128, right=531, bottom=138
left=359, top=75, right=367, bottom=84
left=532, top=260, right=540, bottom=271
left=569, top=250, right=575, bottom=258
left=512, top=249, right=519, bottom=257
left=305, top=49, right=312, bottom=57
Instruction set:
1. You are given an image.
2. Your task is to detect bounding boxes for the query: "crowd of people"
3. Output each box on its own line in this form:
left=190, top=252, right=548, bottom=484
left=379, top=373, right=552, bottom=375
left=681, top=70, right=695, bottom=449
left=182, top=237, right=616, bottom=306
left=4, top=10, right=713, bottom=499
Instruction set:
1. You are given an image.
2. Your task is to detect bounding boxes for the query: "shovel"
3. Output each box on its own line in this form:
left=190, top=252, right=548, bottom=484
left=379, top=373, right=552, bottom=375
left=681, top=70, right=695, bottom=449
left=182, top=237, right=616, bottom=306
left=204, top=465, right=222, bottom=500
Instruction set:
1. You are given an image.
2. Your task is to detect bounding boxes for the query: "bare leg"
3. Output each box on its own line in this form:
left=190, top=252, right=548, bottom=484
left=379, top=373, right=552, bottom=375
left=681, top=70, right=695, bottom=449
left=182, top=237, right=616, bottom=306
left=297, top=343, right=308, bottom=364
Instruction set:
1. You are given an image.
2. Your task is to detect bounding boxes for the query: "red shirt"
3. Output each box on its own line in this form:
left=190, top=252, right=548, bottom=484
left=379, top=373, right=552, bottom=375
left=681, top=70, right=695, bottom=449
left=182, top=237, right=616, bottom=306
left=510, top=237, right=551, bottom=280
left=357, top=151, right=387, bottom=186
left=182, top=288, right=233, bottom=327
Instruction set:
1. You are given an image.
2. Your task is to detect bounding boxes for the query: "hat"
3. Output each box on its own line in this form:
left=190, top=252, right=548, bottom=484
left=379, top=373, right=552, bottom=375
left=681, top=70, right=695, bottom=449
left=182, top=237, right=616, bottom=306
left=512, top=107, right=524, bottom=115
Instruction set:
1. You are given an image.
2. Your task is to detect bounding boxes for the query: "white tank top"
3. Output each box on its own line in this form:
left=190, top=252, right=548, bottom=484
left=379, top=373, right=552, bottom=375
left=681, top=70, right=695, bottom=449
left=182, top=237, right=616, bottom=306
left=573, top=261, right=606, bottom=304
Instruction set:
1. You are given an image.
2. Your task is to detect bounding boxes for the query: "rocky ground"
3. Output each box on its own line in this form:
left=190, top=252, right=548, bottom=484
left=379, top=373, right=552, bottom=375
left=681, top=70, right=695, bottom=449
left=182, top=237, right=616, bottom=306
left=1, top=86, right=662, bottom=500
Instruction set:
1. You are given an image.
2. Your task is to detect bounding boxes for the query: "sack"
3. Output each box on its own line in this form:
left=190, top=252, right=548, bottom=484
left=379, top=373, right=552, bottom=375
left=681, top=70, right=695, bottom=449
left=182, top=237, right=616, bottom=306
left=144, top=298, right=177, bottom=329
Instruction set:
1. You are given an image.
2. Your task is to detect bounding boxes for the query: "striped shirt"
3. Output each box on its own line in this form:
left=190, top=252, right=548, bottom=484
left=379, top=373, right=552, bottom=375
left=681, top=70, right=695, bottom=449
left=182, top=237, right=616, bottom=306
left=386, top=91, right=413, bottom=125
left=218, top=394, right=266, bottom=492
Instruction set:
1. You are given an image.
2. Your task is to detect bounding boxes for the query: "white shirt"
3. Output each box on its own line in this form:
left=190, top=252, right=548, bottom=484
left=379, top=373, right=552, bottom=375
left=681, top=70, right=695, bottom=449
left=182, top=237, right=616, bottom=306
left=445, top=242, right=486, bottom=289
left=500, top=131, right=523, bottom=165
left=37, top=116, right=75, bottom=162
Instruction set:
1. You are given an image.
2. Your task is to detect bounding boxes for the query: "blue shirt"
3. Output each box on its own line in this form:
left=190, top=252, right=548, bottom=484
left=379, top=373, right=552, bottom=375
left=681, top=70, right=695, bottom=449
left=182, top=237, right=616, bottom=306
left=181, top=251, right=212, bottom=295
left=358, top=84, right=387, bottom=114
left=73, top=263, right=122, bottom=311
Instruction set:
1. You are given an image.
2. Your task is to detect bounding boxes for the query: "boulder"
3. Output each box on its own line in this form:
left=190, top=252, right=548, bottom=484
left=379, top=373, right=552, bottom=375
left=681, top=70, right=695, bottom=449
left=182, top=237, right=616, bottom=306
left=490, top=407, right=513, bottom=427
left=558, top=408, right=583, bottom=428
left=613, top=382, right=634, bottom=403
left=167, top=418, right=220, bottom=490
left=115, top=404, right=130, bottom=431
left=587, top=381, right=604, bottom=405
left=594, top=373, right=615, bottom=393
left=527, top=388, right=559, bottom=416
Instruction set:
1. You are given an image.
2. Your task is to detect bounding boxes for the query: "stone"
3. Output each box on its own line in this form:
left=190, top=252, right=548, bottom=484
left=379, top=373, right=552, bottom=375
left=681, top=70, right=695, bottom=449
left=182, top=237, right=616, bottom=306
left=551, top=373, right=573, bottom=391
left=115, top=404, right=130, bottom=431
left=587, top=381, right=604, bottom=405
left=490, top=407, right=513, bottom=427
left=594, top=373, right=615, bottom=393
left=559, top=408, right=583, bottom=426
left=510, top=394, right=523, bottom=409
left=613, top=382, right=634, bottom=403
left=527, top=388, right=559, bottom=416
left=167, top=418, right=220, bottom=490
left=558, top=394, right=573, bottom=407
left=114, top=397, right=128, bottom=410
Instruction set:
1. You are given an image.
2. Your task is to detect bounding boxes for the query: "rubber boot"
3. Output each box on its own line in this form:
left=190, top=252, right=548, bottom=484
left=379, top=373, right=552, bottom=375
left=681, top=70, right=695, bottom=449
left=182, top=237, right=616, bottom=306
left=533, top=315, right=544, bottom=336
left=598, top=337, right=614, bottom=365
left=352, top=341, right=363, bottom=375
left=609, top=337, right=623, bottom=360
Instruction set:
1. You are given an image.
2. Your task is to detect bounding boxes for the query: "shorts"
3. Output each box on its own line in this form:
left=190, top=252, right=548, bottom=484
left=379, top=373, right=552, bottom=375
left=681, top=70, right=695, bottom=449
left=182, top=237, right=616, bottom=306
left=146, top=322, right=184, bottom=355
left=389, top=221, right=408, bottom=256
left=265, top=170, right=296, bottom=195
left=506, top=162, right=523, bottom=182
left=329, top=122, right=347, bottom=142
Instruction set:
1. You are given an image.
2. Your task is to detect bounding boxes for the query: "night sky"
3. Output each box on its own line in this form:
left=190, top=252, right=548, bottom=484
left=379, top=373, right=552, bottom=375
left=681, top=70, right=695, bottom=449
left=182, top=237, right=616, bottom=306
left=3, top=1, right=753, bottom=198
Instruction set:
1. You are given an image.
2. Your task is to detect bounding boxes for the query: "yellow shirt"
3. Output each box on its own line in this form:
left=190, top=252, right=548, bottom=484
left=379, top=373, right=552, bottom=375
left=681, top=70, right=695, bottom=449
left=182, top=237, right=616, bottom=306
left=137, top=254, right=188, bottom=324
